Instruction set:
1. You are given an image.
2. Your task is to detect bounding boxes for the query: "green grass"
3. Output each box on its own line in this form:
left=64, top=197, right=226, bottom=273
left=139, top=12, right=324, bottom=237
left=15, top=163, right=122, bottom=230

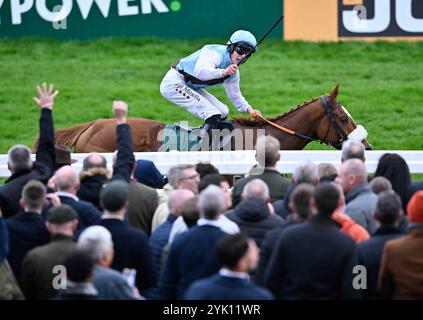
left=0, top=37, right=423, bottom=153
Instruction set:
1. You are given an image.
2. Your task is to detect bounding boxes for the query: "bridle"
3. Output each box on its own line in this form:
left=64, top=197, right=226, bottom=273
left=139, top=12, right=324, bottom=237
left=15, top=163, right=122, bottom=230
left=255, top=95, right=349, bottom=147
left=319, top=95, right=349, bottom=148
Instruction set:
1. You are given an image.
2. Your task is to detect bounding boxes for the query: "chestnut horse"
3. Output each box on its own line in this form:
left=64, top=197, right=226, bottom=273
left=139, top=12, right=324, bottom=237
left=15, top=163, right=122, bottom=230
left=42, top=85, right=371, bottom=152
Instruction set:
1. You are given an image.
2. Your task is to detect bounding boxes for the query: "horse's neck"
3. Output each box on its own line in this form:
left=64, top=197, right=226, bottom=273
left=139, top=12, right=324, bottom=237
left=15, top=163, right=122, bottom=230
left=270, top=101, right=325, bottom=149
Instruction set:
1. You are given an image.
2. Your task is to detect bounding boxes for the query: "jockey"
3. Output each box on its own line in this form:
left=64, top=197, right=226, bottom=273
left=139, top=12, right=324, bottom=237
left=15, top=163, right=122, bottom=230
left=160, top=30, right=262, bottom=145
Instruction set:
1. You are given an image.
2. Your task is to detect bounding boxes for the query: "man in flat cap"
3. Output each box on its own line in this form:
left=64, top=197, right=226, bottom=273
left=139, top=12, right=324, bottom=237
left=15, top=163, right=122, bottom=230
left=20, top=204, right=78, bottom=300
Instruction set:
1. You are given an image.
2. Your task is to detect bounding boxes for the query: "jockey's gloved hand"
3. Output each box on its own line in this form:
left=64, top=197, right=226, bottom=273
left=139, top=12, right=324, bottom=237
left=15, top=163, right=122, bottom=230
left=248, top=108, right=262, bottom=118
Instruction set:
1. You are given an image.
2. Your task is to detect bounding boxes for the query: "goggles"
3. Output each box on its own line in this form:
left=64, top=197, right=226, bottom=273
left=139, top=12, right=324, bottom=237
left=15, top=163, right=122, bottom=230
left=234, top=45, right=253, bottom=56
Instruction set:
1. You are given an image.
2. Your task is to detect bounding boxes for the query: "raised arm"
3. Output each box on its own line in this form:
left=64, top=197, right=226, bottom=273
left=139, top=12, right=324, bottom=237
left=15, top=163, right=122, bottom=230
left=112, top=101, right=135, bottom=182
left=32, top=83, right=58, bottom=178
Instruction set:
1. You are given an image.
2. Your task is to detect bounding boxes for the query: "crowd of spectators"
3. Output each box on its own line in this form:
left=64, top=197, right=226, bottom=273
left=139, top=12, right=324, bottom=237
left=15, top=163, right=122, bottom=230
left=1, top=84, right=423, bottom=300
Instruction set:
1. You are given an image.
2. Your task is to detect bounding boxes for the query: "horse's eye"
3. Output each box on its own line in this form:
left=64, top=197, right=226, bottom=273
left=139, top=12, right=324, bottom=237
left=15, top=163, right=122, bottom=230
left=340, top=116, right=348, bottom=123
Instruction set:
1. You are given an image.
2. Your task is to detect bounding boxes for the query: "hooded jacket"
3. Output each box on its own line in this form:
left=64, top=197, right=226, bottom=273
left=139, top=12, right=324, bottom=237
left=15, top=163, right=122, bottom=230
left=225, top=198, right=285, bottom=247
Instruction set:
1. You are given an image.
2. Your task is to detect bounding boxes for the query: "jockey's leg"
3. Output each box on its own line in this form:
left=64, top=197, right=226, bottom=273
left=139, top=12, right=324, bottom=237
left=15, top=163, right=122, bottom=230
left=160, top=69, right=223, bottom=120
left=197, top=90, right=229, bottom=120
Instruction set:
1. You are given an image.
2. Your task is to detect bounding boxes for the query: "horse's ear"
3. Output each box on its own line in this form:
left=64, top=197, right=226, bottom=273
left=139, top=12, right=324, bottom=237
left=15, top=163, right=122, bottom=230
left=330, top=84, right=340, bottom=100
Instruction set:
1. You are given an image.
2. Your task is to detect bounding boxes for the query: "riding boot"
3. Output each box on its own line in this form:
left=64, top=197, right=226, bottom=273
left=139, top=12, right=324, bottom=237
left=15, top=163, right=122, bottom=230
left=200, top=114, right=221, bottom=151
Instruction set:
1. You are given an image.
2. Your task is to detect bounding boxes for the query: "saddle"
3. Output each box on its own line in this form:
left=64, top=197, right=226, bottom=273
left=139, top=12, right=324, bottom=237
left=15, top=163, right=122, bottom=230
left=161, top=121, right=234, bottom=151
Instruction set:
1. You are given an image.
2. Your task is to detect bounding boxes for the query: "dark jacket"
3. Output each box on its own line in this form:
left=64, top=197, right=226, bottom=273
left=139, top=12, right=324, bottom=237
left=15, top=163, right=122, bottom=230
left=274, top=184, right=296, bottom=219
left=406, top=180, right=423, bottom=209
left=20, top=234, right=76, bottom=300
left=127, top=181, right=159, bottom=235
left=77, top=172, right=108, bottom=210
left=0, top=109, right=55, bottom=217
left=225, top=199, right=285, bottom=247
left=5, top=211, right=50, bottom=281
left=264, top=215, right=360, bottom=300
left=232, top=169, right=291, bottom=207
left=77, top=123, right=135, bottom=208
left=99, top=218, right=156, bottom=295
left=149, top=214, right=177, bottom=275
left=185, top=274, right=274, bottom=300
left=357, top=225, right=402, bottom=300
left=255, top=220, right=303, bottom=285
left=57, top=195, right=102, bottom=234
left=159, top=225, right=227, bottom=300
left=0, top=217, right=8, bottom=264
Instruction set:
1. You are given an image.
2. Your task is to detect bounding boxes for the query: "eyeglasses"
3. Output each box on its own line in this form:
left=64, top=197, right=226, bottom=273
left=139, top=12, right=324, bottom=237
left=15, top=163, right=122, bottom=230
left=234, top=45, right=253, bottom=56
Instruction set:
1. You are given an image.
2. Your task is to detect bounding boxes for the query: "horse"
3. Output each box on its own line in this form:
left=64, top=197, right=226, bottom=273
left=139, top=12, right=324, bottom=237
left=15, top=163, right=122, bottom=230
left=39, top=85, right=372, bottom=152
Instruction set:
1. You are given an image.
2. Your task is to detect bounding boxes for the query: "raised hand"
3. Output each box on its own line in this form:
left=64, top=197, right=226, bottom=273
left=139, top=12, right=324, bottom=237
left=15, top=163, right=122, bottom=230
left=223, top=64, right=238, bottom=77
left=33, top=83, right=59, bottom=109
left=113, top=100, right=128, bottom=124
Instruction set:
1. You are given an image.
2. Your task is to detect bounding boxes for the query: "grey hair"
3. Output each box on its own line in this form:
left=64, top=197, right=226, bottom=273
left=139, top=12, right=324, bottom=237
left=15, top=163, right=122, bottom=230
left=255, top=135, right=280, bottom=167
left=167, top=164, right=196, bottom=187
left=293, top=161, right=319, bottom=184
left=8, top=144, right=32, bottom=172
left=370, top=176, right=392, bottom=195
left=317, top=163, right=338, bottom=179
left=241, top=179, right=269, bottom=201
left=77, top=226, right=113, bottom=262
left=342, top=140, right=365, bottom=162
left=198, top=185, right=225, bottom=220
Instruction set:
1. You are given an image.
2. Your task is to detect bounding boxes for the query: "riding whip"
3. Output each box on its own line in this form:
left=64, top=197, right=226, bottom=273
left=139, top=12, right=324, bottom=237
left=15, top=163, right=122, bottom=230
left=238, top=15, right=284, bottom=66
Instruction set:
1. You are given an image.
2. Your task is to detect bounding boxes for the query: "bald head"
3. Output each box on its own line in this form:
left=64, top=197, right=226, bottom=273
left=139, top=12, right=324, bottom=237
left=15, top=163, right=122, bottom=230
left=83, top=153, right=107, bottom=171
left=168, top=189, right=195, bottom=215
left=55, top=165, right=80, bottom=193
left=344, top=159, right=367, bottom=181
left=336, top=159, right=368, bottom=194
left=242, top=178, right=270, bottom=201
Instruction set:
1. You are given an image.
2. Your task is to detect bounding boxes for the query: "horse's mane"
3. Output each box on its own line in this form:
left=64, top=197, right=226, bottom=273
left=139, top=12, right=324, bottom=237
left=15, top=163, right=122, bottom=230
left=233, top=97, right=321, bottom=127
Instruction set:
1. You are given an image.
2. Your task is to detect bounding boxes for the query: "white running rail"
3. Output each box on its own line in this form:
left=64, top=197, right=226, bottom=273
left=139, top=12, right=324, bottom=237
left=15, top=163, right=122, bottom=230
left=0, top=150, right=423, bottom=177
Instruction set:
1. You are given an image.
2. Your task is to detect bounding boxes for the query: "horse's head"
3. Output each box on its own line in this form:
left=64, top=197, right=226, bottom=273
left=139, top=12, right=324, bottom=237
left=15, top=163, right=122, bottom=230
left=316, top=84, right=372, bottom=150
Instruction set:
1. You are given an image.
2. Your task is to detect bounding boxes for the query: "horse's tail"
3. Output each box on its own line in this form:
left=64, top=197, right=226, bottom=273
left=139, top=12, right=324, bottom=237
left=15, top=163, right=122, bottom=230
left=32, top=121, right=96, bottom=151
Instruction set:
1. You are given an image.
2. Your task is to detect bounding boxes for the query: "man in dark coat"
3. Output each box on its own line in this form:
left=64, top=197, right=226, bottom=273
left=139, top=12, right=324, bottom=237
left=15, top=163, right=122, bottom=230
left=76, top=101, right=135, bottom=210
left=226, top=178, right=284, bottom=247
left=273, top=161, right=319, bottom=219
left=56, top=250, right=98, bottom=300
left=0, top=84, right=57, bottom=217
left=98, top=180, right=156, bottom=297
left=255, top=183, right=314, bottom=284
left=232, top=135, right=290, bottom=206
left=358, top=191, right=403, bottom=300
left=185, top=233, right=273, bottom=300
left=20, top=205, right=78, bottom=300
left=159, top=185, right=228, bottom=300
left=5, top=180, right=51, bottom=281
left=53, top=165, right=102, bottom=234
left=264, top=183, right=360, bottom=300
